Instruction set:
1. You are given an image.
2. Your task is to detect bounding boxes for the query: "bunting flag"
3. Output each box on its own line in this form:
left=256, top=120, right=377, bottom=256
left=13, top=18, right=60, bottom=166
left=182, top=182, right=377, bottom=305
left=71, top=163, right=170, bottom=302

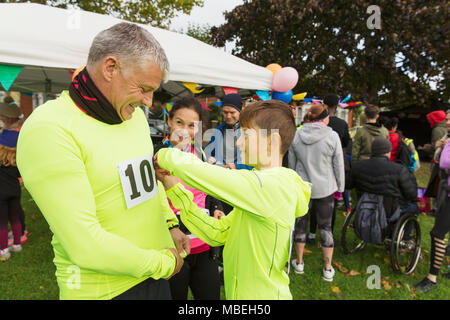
left=201, top=102, right=212, bottom=111
left=255, top=90, right=271, bottom=101
left=341, top=93, right=351, bottom=103
left=182, top=82, right=205, bottom=94
left=0, top=64, right=24, bottom=91
left=222, top=86, right=238, bottom=95
left=292, top=92, right=307, bottom=101
left=213, top=101, right=222, bottom=107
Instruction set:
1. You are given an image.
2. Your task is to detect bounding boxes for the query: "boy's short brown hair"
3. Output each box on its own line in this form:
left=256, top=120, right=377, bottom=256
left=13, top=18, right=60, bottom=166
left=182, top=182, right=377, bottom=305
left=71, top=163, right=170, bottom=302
left=239, top=100, right=296, bottom=155
left=364, top=104, right=381, bottom=120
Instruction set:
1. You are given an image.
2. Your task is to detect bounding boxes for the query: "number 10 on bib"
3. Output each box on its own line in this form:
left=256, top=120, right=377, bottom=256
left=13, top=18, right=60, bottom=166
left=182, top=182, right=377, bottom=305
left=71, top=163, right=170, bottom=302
left=117, top=153, right=159, bottom=209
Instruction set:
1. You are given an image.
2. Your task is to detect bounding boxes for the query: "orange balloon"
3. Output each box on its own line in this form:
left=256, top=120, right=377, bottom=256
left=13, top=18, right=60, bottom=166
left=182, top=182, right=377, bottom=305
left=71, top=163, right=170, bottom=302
left=266, top=63, right=282, bottom=76
left=71, top=66, right=85, bottom=81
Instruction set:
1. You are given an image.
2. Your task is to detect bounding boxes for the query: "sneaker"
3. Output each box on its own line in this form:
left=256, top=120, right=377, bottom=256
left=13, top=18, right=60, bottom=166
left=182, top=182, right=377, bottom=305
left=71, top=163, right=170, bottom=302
left=414, top=277, right=437, bottom=293
left=20, top=234, right=28, bottom=244
left=322, top=266, right=335, bottom=282
left=291, top=259, right=304, bottom=274
left=10, top=244, right=22, bottom=253
left=0, top=248, right=10, bottom=261
left=8, top=237, right=13, bottom=247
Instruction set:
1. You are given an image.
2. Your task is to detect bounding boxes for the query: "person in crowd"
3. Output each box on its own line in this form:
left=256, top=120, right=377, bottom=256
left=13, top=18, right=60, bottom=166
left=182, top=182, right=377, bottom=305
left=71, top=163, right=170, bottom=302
left=352, top=104, right=389, bottom=162
left=423, top=110, right=447, bottom=160
left=415, top=110, right=450, bottom=292
left=288, top=103, right=345, bottom=282
left=305, top=93, right=350, bottom=245
left=349, top=137, right=418, bottom=226
left=382, top=116, right=420, bottom=171
left=154, top=96, right=221, bottom=300
left=16, top=22, right=189, bottom=299
left=154, top=100, right=311, bottom=299
left=0, top=102, right=24, bottom=261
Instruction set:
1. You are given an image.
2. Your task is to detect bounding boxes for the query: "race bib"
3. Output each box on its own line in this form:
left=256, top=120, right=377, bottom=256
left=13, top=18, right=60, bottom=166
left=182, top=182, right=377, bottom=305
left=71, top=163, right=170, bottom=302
left=117, top=153, right=158, bottom=209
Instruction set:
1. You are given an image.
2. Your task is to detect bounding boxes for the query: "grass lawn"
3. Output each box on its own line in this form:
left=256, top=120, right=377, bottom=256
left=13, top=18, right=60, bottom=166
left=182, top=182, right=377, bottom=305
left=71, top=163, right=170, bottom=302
left=0, top=162, right=448, bottom=300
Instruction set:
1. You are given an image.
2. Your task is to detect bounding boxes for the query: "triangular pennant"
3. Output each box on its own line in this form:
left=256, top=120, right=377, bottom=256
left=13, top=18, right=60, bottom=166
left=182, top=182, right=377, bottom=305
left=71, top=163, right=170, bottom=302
left=255, top=90, right=271, bottom=101
left=182, top=82, right=205, bottom=94
left=0, top=64, right=24, bottom=91
left=292, top=92, right=307, bottom=101
left=222, top=87, right=238, bottom=95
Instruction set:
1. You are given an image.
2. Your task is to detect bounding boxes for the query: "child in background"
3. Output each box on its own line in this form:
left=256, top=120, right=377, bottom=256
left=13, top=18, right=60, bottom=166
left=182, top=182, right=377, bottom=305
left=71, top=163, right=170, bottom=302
left=154, top=100, right=311, bottom=299
left=0, top=101, right=24, bottom=261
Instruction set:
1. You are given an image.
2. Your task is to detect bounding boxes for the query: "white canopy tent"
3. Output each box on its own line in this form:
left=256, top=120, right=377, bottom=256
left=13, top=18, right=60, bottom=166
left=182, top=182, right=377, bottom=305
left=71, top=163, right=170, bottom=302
left=0, top=3, right=273, bottom=96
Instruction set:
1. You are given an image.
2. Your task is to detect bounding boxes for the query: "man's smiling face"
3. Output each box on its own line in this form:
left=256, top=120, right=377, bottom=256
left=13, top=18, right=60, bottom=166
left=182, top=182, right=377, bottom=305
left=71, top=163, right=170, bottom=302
left=109, top=61, right=163, bottom=121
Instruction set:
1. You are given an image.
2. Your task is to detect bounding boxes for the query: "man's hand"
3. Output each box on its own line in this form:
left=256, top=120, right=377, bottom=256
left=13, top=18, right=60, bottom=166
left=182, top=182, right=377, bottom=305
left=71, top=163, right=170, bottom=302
left=435, top=139, right=446, bottom=149
left=165, top=247, right=183, bottom=280
left=170, top=227, right=191, bottom=257
left=224, top=163, right=236, bottom=169
left=213, top=210, right=225, bottom=220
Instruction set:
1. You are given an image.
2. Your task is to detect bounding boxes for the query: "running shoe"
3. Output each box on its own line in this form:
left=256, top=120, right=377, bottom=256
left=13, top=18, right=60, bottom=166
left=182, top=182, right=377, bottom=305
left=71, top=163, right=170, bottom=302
left=291, top=259, right=304, bottom=274
left=0, top=248, right=10, bottom=261
left=414, top=277, right=437, bottom=293
left=10, top=244, right=22, bottom=253
left=322, top=266, right=335, bottom=282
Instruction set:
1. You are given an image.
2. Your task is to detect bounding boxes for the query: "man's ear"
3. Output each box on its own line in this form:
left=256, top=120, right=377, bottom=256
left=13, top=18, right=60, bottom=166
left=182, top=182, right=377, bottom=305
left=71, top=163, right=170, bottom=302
left=100, top=56, right=119, bottom=82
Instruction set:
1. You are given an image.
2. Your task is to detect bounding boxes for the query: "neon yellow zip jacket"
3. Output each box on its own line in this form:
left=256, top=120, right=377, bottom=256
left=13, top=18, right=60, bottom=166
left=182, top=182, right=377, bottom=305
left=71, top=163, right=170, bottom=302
left=158, top=148, right=311, bottom=299
left=16, top=91, right=178, bottom=300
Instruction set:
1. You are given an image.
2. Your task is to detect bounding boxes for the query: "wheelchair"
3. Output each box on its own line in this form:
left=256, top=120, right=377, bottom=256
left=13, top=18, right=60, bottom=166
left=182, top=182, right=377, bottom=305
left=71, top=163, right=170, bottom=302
left=341, top=198, right=421, bottom=275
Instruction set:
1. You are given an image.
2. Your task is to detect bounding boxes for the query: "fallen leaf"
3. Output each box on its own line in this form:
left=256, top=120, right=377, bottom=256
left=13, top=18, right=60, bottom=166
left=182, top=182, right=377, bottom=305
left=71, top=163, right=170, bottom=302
left=381, top=278, right=392, bottom=290
left=384, top=258, right=390, bottom=264
left=347, top=270, right=361, bottom=276
left=303, top=249, right=312, bottom=255
left=331, top=285, right=341, bottom=294
left=384, top=291, right=389, bottom=296
left=374, top=253, right=381, bottom=258
left=333, top=261, right=349, bottom=273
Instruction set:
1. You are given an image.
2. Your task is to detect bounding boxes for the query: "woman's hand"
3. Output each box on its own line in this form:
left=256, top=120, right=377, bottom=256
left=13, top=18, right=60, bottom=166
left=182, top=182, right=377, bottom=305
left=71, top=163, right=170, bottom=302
left=213, top=210, right=225, bottom=220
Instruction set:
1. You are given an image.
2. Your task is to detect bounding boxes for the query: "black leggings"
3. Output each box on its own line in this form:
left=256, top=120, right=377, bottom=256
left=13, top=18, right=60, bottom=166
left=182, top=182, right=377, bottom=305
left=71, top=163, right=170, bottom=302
left=429, top=196, right=450, bottom=276
left=0, top=195, right=23, bottom=250
left=113, top=277, right=171, bottom=300
left=169, top=249, right=220, bottom=300
left=310, top=198, right=337, bottom=236
left=294, top=194, right=335, bottom=248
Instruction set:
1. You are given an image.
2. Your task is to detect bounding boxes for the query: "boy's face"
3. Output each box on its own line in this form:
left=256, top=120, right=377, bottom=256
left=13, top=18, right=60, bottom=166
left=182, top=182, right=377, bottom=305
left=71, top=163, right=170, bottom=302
left=236, top=125, right=281, bottom=168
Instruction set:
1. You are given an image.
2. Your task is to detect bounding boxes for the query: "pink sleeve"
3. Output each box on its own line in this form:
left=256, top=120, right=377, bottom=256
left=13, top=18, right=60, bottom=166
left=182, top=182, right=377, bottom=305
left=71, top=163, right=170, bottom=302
left=440, top=141, right=450, bottom=169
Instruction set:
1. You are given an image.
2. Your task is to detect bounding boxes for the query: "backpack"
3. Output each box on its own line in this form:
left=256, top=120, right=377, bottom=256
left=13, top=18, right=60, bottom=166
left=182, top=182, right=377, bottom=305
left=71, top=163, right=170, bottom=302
left=354, top=193, right=391, bottom=245
left=395, top=135, right=416, bottom=172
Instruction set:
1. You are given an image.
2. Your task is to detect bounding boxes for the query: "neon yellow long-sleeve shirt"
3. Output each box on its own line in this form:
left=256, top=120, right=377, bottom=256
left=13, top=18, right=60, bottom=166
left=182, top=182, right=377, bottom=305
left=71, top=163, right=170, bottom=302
left=158, top=148, right=311, bottom=300
left=16, top=91, right=178, bottom=300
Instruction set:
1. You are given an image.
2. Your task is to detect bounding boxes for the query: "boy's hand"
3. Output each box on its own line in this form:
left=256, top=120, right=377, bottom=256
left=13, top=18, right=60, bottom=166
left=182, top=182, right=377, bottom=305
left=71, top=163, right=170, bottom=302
left=224, top=163, right=236, bottom=169
left=165, top=247, right=184, bottom=280
left=154, top=153, right=178, bottom=190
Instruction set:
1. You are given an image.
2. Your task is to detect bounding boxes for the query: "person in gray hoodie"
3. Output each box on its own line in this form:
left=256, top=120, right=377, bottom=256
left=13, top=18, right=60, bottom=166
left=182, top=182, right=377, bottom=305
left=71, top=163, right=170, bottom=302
left=288, top=104, right=345, bottom=282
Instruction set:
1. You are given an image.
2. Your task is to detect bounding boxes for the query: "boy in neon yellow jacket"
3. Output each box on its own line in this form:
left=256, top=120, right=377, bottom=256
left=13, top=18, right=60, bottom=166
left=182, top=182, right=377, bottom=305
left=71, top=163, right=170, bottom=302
left=155, top=100, right=311, bottom=299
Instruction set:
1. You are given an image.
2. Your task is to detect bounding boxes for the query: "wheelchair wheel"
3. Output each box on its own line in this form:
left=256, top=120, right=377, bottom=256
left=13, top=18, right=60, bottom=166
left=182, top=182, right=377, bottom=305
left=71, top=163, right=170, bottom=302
left=341, top=208, right=366, bottom=254
left=390, top=212, right=421, bottom=275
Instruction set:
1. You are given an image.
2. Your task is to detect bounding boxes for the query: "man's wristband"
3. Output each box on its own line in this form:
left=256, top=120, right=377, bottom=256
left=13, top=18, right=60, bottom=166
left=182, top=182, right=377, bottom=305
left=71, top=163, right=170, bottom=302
left=168, top=224, right=179, bottom=231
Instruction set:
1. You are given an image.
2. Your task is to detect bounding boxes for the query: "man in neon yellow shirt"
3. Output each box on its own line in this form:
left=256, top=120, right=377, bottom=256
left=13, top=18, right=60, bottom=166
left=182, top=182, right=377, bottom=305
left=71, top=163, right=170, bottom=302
left=16, top=23, right=189, bottom=300
left=155, top=100, right=312, bottom=299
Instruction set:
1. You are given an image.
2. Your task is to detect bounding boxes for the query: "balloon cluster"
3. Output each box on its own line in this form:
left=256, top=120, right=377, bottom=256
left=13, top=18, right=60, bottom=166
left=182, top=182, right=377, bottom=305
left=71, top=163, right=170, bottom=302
left=256, top=63, right=300, bottom=104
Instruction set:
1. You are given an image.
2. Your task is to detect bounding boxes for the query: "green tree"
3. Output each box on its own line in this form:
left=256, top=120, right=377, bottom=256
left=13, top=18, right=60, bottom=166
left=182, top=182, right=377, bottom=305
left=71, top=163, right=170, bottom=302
left=185, top=23, right=213, bottom=45
left=1, top=0, right=204, bottom=28
left=211, top=0, right=449, bottom=108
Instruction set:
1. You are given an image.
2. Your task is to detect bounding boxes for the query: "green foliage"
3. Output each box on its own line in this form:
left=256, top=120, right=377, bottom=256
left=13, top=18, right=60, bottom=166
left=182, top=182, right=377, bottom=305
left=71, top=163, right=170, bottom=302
left=0, top=0, right=204, bottom=28
left=211, top=0, right=449, bottom=109
left=184, top=23, right=213, bottom=45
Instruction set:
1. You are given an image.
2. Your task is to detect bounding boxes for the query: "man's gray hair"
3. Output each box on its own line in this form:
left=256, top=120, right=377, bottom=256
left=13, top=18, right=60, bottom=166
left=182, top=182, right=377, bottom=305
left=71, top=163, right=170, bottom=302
left=87, top=22, right=169, bottom=80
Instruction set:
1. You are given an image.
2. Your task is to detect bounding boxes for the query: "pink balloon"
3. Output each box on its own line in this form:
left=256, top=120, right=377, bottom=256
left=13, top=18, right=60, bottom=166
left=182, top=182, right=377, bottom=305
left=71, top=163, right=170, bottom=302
left=272, top=67, right=299, bottom=92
